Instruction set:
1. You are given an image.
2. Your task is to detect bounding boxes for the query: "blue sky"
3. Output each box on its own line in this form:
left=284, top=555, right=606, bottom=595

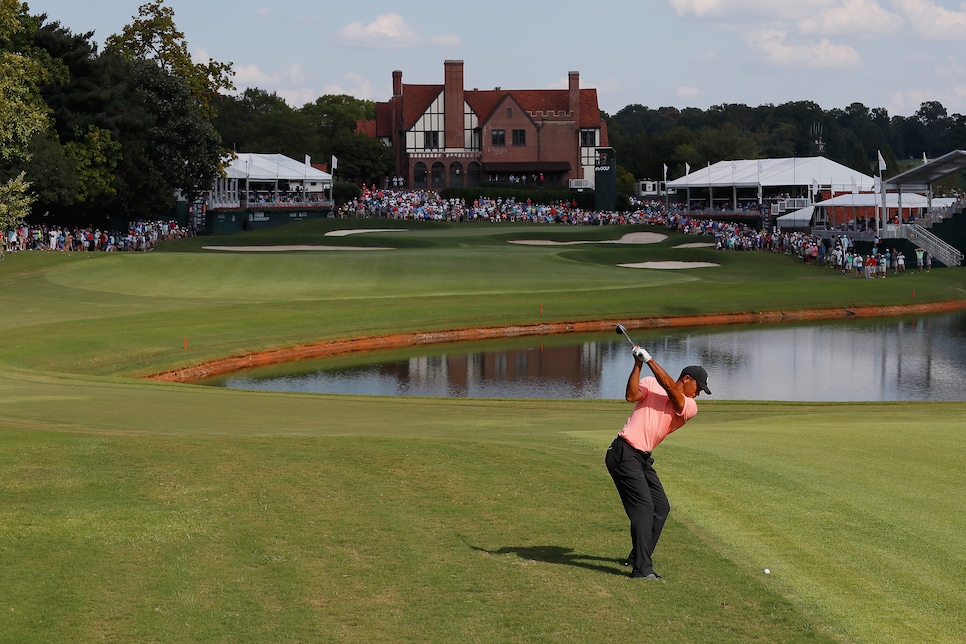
left=26, top=0, right=966, bottom=117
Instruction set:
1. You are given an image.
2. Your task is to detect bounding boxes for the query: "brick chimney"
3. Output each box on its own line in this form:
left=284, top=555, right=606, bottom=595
left=392, top=70, right=403, bottom=97
left=568, top=71, right=580, bottom=123
left=444, top=60, right=464, bottom=149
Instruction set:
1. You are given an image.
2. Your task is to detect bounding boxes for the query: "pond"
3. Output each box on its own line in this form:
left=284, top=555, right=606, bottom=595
left=202, top=311, right=966, bottom=402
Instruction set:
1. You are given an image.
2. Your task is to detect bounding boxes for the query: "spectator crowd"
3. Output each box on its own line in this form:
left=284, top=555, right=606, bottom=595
left=2, top=189, right=932, bottom=275
left=3, top=220, right=192, bottom=256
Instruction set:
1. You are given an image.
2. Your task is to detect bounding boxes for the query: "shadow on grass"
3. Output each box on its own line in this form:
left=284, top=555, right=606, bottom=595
left=471, top=544, right=628, bottom=576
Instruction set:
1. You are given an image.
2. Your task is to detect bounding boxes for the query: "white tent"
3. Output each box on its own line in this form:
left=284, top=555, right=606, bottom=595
left=666, top=157, right=875, bottom=193
left=776, top=206, right=815, bottom=230
left=813, top=192, right=944, bottom=208
left=209, top=153, right=333, bottom=209
left=224, top=153, right=332, bottom=191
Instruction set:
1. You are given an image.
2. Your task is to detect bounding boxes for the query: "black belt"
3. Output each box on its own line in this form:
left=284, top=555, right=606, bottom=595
left=618, top=435, right=651, bottom=458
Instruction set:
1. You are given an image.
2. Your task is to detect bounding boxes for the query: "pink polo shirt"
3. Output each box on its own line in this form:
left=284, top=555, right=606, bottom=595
left=618, top=376, right=698, bottom=453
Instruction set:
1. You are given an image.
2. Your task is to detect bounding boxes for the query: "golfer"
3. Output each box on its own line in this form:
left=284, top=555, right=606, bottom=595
left=605, top=345, right=711, bottom=579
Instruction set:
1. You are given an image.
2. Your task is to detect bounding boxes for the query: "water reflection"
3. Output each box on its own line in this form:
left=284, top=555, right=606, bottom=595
left=207, top=311, right=966, bottom=401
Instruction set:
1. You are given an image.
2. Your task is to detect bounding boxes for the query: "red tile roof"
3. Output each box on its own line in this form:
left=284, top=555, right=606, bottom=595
left=400, top=84, right=443, bottom=130
left=363, top=79, right=604, bottom=138
left=355, top=119, right=377, bottom=137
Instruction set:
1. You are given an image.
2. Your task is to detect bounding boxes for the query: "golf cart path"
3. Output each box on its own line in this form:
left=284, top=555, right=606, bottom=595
left=145, top=299, right=966, bottom=383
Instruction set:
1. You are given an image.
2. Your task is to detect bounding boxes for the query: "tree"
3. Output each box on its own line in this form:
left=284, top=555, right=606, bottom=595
left=107, top=57, right=222, bottom=215
left=914, top=101, right=951, bottom=157
left=0, top=0, right=51, bottom=231
left=847, top=143, right=872, bottom=175
left=12, top=132, right=78, bottom=207
left=692, top=124, right=758, bottom=164
left=105, top=0, right=233, bottom=118
left=300, top=94, right=376, bottom=167
left=213, top=88, right=315, bottom=158
left=328, top=132, right=392, bottom=184
left=0, top=170, right=31, bottom=231
left=64, top=125, right=121, bottom=202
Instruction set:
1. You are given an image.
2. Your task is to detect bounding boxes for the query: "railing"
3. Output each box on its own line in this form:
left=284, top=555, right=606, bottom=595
left=569, top=179, right=593, bottom=190
left=206, top=194, right=334, bottom=210
left=920, top=197, right=966, bottom=227
left=906, top=224, right=964, bottom=267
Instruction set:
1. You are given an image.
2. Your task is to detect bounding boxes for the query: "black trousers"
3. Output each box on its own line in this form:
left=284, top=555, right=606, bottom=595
left=605, top=436, right=670, bottom=577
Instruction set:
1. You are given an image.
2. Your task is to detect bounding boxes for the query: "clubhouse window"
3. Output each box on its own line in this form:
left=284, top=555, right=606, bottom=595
left=424, top=131, right=440, bottom=149
left=512, top=129, right=526, bottom=146
left=492, top=129, right=506, bottom=146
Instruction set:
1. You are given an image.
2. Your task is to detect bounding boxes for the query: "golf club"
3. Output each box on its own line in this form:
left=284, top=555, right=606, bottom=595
left=615, top=323, right=637, bottom=347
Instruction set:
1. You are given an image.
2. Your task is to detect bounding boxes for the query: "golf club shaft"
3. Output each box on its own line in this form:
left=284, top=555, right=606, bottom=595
left=616, top=324, right=636, bottom=346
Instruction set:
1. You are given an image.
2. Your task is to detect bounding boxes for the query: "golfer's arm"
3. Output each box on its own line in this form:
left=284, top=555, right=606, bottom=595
left=645, top=359, right=686, bottom=412
left=625, top=363, right=644, bottom=402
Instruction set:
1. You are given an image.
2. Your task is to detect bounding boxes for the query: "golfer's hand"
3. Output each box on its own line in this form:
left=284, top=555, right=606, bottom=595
left=632, top=346, right=651, bottom=363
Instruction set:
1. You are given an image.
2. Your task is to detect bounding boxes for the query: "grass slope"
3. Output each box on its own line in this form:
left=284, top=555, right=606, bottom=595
left=1, top=219, right=964, bottom=642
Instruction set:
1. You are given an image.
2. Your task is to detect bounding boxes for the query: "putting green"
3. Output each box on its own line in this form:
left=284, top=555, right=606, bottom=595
left=42, top=248, right=695, bottom=301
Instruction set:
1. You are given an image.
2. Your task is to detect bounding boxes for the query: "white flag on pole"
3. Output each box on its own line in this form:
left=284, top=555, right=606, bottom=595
left=685, top=162, right=691, bottom=175
left=305, top=154, right=311, bottom=167
left=877, top=150, right=886, bottom=172
left=663, top=163, right=668, bottom=181
left=331, top=155, right=339, bottom=171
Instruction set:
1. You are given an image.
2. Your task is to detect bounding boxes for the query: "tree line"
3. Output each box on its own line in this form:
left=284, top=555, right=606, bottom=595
left=3, top=0, right=966, bottom=231
left=606, top=101, right=966, bottom=193
left=0, top=0, right=388, bottom=229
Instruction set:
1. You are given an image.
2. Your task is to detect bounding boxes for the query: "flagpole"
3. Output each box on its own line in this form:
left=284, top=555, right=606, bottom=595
left=663, top=163, right=669, bottom=213
left=877, top=150, right=887, bottom=235
left=685, top=162, right=691, bottom=215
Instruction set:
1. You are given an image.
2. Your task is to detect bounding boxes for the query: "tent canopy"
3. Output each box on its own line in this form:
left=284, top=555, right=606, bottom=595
left=666, top=157, right=875, bottom=192
left=776, top=206, right=814, bottom=228
left=223, top=153, right=332, bottom=185
left=813, top=193, right=954, bottom=208
left=885, top=150, right=966, bottom=192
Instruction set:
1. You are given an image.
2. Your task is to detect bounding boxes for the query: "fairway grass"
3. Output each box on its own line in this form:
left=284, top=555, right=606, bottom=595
left=1, top=220, right=965, bottom=642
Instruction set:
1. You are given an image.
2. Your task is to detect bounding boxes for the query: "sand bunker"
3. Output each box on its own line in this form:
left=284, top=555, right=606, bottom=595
left=619, top=261, right=720, bottom=270
left=674, top=242, right=715, bottom=248
left=510, top=232, right=666, bottom=246
left=324, top=229, right=408, bottom=237
left=203, top=245, right=393, bottom=252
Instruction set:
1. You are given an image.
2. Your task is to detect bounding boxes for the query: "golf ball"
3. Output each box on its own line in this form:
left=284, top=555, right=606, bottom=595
left=764, top=568, right=771, bottom=574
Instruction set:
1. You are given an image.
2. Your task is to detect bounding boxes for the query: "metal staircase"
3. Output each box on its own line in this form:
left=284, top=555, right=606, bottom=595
left=906, top=224, right=964, bottom=266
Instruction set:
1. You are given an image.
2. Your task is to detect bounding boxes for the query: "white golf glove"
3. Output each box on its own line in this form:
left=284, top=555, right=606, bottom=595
left=632, top=346, right=651, bottom=363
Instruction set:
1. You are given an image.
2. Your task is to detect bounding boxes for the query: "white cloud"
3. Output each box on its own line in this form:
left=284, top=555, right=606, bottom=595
left=668, top=0, right=832, bottom=19
left=748, top=29, right=863, bottom=68
left=932, top=55, right=966, bottom=77
left=670, top=0, right=904, bottom=35
left=233, top=63, right=277, bottom=86
left=885, top=84, right=966, bottom=114
left=232, top=62, right=307, bottom=88
left=256, top=8, right=270, bottom=18
left=321, top=72, right=384, bottom=102
left=799, top=0, right=903, bottom=35
left=276, top=88, right=323, bottom=108
left=194, top=47, right=215, bottom=64
left=339, top=13, right=423, bottom=48
left=892, top=0, right=966, bottom=40
left=676, top=85, right=704, bottom=99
